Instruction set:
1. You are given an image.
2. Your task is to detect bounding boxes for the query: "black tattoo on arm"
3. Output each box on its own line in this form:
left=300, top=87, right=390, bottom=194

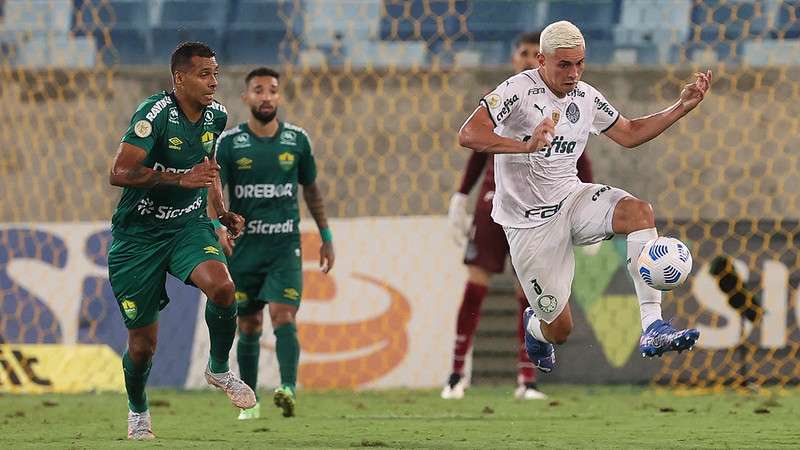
left=303, top=183, right=329, bottom=230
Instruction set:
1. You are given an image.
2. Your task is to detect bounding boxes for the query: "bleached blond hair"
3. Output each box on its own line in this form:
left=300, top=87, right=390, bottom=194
left=539, top=20, right=585, bottom=54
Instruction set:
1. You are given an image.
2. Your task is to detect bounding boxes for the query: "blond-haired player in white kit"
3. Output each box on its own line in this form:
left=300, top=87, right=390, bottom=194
left=458, top=20, right=711, bottom=373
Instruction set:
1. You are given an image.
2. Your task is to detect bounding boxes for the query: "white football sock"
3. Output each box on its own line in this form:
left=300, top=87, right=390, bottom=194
left=526, top=312, right=550, bottom=343
left=627, top=228, right=662, bottom=331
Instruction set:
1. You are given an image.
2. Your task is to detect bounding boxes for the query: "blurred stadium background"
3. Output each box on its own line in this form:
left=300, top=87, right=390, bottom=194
left=1, top=0, right=798, bottom=400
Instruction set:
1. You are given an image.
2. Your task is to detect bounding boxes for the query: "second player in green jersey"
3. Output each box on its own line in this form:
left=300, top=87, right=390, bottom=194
left=214, top=67, right=335, bottom=420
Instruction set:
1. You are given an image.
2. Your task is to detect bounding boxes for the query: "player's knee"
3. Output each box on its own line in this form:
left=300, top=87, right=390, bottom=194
left=466, top=266, right=491, bottom=286
left=546, top=317, right=573, bottom=345
left=551, top=330, right=569, bottom=345
left=270, top=309, right=296, bottom=327
left=128, top=337, right=156, bottom=361
left=207, top=279, right=236, bottom=306
left=238, top=314, right=263, bottom=335
left=629, top=199, right=655, bottom=229
left=549, top=323, right=572, bottom=344
left=616, top=198, right=655, bottom=233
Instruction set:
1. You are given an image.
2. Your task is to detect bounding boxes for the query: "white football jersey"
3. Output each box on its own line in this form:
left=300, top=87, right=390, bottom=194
left=481, top=68, right=619, bottom=228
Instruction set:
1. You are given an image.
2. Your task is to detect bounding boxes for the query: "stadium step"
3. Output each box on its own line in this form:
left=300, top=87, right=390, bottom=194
left=470, top=270, right=526, bottom=385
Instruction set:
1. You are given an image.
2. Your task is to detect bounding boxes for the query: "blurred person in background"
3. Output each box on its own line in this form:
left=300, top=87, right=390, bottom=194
left=214, top=67, right=335, bottom=420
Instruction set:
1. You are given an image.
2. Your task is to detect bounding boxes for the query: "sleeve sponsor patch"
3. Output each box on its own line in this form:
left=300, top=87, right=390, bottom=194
left=134, top=120, right=152, bottom=138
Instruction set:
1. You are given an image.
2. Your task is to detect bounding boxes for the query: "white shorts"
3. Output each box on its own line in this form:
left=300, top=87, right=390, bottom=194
left=504, top=183, right=631, bottom=324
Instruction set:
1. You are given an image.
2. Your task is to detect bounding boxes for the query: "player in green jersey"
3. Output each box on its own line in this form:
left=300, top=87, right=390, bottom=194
left=108, top=42, right=256, bottom=440
left=213, top=67, right=335, bottom=419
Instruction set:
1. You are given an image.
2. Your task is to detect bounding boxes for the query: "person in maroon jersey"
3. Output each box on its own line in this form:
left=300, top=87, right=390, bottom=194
left=442, top=32, right=594, bottom=400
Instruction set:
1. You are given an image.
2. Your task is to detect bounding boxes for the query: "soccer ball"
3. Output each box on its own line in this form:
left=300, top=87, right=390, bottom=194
left=637, top=237, right=693, bottom=291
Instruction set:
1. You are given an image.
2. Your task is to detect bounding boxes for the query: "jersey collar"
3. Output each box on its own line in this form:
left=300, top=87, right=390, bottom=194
left=532, top=69, right=571, bottom=104
left=243, top=121, right=284, bottom=141
left=167, top=90, right=211, bottom=127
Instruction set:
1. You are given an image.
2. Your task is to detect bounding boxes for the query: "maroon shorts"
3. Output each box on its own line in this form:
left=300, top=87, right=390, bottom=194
left=463, top=203, right=509, bottom=274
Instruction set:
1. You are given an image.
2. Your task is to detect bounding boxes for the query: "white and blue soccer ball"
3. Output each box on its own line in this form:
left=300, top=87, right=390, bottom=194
left=637, top=237, right=693, bottom=291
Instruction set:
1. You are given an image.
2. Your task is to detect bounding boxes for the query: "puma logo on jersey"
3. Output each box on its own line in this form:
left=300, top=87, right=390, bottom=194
left=533, top=104, right=545, bottom=115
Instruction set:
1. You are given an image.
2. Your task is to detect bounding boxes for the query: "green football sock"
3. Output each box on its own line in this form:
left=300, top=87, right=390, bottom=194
left=274, top=323, right=299, bottom=389
left=237, top=331, right=262, bottom=398
left=122, top=350, right=151, bottom=413
left=205, top=301, right=237, bottom=373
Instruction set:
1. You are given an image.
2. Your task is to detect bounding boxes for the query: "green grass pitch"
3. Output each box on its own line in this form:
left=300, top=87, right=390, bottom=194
left=2, top=385, right=799, bottom=449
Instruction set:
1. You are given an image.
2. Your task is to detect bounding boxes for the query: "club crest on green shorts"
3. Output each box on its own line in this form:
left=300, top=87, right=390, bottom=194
left=121, top=299, right=138, bottom=319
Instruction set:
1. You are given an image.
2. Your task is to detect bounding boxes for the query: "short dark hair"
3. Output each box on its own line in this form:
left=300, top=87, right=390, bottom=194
left=245, top=67, right=281, bottom=86
left=170, top=42, right=216, bottom=74
left=514, top=31, right=541, bottom=49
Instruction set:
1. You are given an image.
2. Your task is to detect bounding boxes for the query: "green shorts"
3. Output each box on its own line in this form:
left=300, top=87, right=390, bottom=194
left=108, top=220, right=226, bottom=329
left=228, top=236, right=303, bottom=316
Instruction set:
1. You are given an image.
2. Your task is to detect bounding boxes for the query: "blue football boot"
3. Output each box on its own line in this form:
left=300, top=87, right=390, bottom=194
left=523, top=307, right=556, bottom=373
left=640, top=319, right=700, bottom=358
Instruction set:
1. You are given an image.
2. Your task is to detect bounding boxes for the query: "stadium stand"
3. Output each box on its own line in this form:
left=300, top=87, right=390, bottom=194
left=1, top=0, right=794, bottom=67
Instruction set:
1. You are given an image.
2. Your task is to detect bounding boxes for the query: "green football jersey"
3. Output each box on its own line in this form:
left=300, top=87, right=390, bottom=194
left=111, top=91, right=228, bottom=243
left=216, top=121, right=317, bottom=242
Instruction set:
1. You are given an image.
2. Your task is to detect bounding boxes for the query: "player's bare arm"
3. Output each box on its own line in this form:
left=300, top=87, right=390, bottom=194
left=110, top=143, right=218, bottom=189
left=458, top=106, right=554, bottom=154
left=605, top=70, right=712, bottom=148
left=302, top=182, right=335, bottom=273
left=207, top=165, right=245, bottom=239
left=110, top=143, right=181, bottom=188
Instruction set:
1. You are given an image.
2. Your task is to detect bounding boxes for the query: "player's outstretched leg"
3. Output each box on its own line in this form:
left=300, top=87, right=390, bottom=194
left=522, top=307, right=556, bottom=373
left=639, top=320, right=700, bottom=358
left=193, top=261, right=256, bottom=409
left=615, top=197, right=700, bottom=358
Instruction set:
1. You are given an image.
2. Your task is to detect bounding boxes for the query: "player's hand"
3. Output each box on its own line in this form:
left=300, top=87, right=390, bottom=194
left=219, top=211, right=245, bottom=239
left=179, top=157, right=219, bottom=189
left=447, top=193, right=471, bottom=247
left=320, top=241, right=335, bottom=273
left=525, top=117, right=555, bottom=152
left=215, top=226, right=235, bottom=257
left=679, top=69, right=712, bottom=113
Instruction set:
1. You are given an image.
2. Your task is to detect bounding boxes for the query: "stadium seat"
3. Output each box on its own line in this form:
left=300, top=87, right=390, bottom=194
left=93, top=27, right=151, bottom=66
left=150, top=26, right=223, bottom=61
left=232, top=0, right=292, bottom=28
left=73, top=0, right=150, bottom=36
left=380, top=0, right=467, bottom=42
left=773, top=1, right=800, bottom=39
left=546, top=0, right=620, bottom=26
left=5, top=0, right=71, bottom=33
left=545, top=0, right=619, bottom=42
left=305, top=0, right=379, bottom=46
left=158, top=0, right=228, bottom=27
left=463, top=0, right=537, bottom=43
left=110, top=0, right=150, bottom=28
left=224, top=26, right=288, bottom=65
